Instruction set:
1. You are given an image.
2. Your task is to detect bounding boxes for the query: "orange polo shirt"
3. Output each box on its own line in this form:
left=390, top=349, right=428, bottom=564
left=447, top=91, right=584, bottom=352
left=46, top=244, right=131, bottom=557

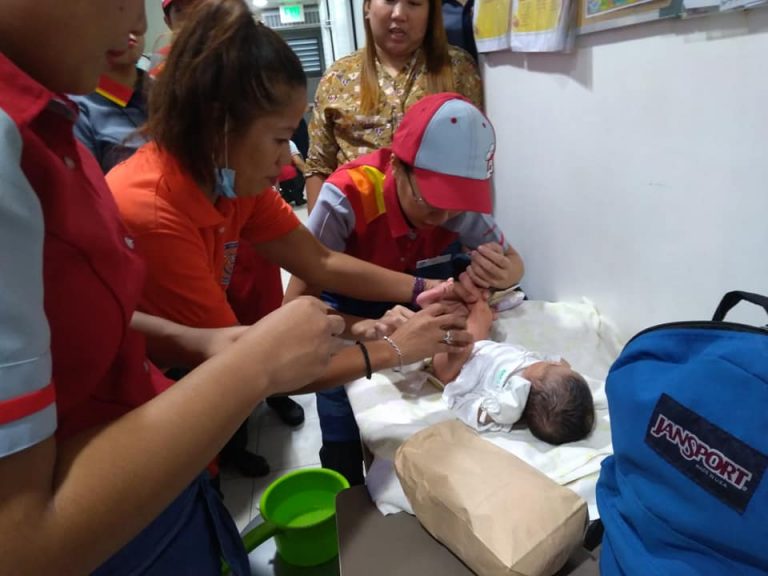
left=107, top=142, right=300, bottom=328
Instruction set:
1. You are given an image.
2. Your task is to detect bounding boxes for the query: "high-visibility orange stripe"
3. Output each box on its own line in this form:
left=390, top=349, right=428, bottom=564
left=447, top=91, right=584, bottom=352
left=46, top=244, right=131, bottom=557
left=347, top=166, right=386, bottom=225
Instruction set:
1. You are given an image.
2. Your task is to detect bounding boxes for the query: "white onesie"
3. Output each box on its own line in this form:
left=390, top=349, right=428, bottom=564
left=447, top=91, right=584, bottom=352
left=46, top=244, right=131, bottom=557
left=442, top=342, right=560, bottom=432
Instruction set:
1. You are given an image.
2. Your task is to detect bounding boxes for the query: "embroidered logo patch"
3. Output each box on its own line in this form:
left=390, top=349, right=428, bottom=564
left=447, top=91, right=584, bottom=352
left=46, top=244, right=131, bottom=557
left=221, top=241, right=239, bottom=287
left=485, top=142, right=495, bottom=178
left=645, top=394, right=767, bottom=513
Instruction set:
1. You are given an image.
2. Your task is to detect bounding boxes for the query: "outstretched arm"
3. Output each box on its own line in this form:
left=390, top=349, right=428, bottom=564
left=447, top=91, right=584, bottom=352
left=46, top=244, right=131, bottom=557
left=432, top=297, right=493, bottom=384
left=295, top=303, right=472, bottom=393
left=0, top=298, right=346, bottom=575
left=131, top=311, right=248, bottom=370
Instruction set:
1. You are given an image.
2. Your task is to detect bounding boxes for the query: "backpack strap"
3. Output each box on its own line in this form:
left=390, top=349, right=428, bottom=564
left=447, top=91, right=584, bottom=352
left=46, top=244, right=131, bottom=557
left=712, top=291, right=768, bottom=322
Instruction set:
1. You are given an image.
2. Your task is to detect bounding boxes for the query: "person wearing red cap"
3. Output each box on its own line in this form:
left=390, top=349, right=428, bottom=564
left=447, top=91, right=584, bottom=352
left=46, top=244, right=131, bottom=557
left=146, top=0, right=198, bottom=80
left=162, top=0, right=199, bottom=30
left=285, top=92, right=524, bottom=485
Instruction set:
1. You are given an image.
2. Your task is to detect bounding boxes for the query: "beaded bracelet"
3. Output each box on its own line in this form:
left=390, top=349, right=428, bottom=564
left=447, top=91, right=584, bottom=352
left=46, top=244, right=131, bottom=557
left=382, top=336, right=404, bottom=373
left=411, top=276, right=427, bottom=308
left=355, top=341, right=372, bottom=379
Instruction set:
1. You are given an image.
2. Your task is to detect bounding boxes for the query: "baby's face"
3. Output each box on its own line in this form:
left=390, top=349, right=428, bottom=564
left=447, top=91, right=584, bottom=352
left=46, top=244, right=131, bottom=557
left=523, top=360, right=573, bottom=389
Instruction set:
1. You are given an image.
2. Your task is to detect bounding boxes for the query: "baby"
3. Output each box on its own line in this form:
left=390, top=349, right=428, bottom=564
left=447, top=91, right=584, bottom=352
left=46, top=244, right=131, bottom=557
left=433, top=297, right=595, bottom=445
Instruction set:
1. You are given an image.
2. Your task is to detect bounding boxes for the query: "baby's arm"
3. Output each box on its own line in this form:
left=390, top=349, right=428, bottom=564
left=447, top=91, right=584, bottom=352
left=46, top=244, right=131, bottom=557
left=432, top=298, right=493, bottom=383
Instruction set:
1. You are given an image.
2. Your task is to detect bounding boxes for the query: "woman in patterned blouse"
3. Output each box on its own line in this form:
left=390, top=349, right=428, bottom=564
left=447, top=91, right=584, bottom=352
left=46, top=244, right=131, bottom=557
left=304, top=0, right=483, bottom=211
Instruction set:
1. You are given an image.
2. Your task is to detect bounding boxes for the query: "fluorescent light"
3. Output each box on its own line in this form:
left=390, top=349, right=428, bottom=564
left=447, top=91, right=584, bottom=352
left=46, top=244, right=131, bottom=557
left=252, top=0, right=268, bottom=6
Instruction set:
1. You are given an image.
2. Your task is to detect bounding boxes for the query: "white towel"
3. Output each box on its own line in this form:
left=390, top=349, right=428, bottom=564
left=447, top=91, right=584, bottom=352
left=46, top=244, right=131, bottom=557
left=349, top=299, right=624, bottom=520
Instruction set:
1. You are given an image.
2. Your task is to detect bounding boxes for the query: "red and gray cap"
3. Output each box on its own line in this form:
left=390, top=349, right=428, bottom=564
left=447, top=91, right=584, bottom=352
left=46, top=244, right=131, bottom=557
left=391, top=92, right=495, bottom=214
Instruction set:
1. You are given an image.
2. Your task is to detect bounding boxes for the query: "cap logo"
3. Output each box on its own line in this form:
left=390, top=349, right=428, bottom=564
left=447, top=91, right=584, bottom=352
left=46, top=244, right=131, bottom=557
left=486, top=142, right=496, bottom=178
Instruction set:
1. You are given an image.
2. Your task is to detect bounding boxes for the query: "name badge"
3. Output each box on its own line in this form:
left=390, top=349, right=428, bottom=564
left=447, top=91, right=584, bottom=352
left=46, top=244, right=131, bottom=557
left=415, top=254, right=452, bottom=269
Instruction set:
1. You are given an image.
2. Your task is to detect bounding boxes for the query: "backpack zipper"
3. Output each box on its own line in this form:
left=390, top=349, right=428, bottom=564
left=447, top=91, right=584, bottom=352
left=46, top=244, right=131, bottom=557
left=628, top=321, right=768, bottom=347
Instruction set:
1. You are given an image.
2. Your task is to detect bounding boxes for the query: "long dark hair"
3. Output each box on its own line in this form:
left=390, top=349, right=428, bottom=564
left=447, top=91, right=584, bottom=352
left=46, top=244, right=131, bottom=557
left=147, top=0, right=306, bottom=190
left=360, top=0, right=453, bottom=115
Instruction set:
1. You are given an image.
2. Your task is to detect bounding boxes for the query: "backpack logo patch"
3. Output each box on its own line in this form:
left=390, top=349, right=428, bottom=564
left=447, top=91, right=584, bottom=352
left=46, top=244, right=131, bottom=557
left=645, top=394, right=767, bottom=513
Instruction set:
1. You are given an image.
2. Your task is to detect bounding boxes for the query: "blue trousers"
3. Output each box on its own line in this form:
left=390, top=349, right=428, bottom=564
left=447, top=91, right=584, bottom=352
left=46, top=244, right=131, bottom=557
left=92, top=473, right=249, bottom=575
left=317, top=386, right=360, bottom=444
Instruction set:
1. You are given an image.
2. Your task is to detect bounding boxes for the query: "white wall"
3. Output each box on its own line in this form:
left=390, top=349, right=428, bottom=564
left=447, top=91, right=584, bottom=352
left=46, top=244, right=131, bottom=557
left=484, top=9, right=768, bottom=340
left=145, top=0, right=170, bottom=55
left=351, top=0, right=366, bottom=49
left=321, top=0, right=359, bottom=67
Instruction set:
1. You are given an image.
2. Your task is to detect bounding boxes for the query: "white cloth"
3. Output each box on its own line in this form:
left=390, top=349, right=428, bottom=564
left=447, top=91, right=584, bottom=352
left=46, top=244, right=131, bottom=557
left=365, top=458, right=413, bottom=515
left=347, top=299, right=624, bottom=519
left=443, top=342, right=560, bottom=432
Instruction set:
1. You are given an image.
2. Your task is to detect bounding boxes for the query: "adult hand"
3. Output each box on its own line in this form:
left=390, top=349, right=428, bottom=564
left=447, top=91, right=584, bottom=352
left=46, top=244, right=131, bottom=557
left=464, top=243, right=519, bottom=290
left=233, top=296, right=346, bottom=395
left=417, top=276, right=483, bottom=308
left=389, top=303, right=473, bottom=364
left=351, top=305, right=416, bottom=340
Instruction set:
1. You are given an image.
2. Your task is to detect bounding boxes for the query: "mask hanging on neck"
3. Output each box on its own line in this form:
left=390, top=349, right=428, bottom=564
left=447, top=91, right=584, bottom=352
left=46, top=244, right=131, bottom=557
left=215, top=167, right=237, bottom=199
left=214, top=118, right=237, bottom=199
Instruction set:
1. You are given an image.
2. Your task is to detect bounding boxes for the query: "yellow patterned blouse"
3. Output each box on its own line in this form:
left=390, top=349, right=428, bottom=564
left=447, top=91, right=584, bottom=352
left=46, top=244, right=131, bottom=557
left=305, top=46, right=483, bottom=179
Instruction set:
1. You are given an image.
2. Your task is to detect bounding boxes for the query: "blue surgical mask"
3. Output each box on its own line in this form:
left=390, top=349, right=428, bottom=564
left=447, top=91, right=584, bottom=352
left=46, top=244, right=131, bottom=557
left=214, top=118, right=237, bottom=199
left=215, top=167, right=237, bottom=199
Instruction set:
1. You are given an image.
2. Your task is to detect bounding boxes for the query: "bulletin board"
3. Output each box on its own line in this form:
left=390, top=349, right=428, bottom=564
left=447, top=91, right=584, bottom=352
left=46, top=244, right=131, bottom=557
left=474, top=0, right=765, bottom=47
left=577, top=0, right=684, bottom=33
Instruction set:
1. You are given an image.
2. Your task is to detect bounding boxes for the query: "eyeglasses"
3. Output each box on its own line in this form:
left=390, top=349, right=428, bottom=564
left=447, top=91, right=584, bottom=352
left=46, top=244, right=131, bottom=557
left=403, top=165, right=443, bottom=213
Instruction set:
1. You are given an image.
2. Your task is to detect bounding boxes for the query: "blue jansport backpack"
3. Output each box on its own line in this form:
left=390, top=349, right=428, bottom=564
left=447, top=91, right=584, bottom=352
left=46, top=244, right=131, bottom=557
left=597, top=291, right=768, bottom=576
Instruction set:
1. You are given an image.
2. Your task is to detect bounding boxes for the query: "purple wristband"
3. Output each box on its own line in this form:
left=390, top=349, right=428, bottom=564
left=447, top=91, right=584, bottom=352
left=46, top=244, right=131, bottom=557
left=411, top=277, right=427, bottom=308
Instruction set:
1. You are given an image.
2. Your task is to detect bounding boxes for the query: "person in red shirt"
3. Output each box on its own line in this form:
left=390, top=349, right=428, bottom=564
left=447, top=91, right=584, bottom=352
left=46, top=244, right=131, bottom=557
left=0, top=1, right=474, bottom=574
left=107, top=0, right=475, bottom=418
left=160, top=0, right=308, bottom=476
left=162, top=0, right=199, bottom=30
left=284, top=93, right=524, bottom=483
left=0, top=1, right=352, bottom=574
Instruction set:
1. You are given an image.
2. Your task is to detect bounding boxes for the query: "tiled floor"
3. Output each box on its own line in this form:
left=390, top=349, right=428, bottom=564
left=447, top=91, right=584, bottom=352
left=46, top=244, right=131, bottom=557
left=219, top=392, right=323, bottom=533
left=218, top=204, right=338, bottom=573
left=220, top=204, right=314, bottom=529
left=221, top=394, right=339, bottom=576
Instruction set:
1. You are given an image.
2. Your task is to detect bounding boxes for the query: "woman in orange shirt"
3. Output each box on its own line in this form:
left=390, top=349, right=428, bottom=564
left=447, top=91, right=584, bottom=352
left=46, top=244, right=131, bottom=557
left=107, top=0, right=476, bottom=485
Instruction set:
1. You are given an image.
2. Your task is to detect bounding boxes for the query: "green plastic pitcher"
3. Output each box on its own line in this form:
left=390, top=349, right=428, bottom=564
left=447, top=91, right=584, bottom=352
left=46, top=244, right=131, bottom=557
left=235, top=468, right=349, bottom=570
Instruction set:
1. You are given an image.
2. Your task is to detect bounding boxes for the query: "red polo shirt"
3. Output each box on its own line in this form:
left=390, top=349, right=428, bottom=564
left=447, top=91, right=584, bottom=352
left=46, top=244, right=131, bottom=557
left=107, top=143, right=300, bottom=328
left=309, top=148, right=508, bottom=273
left=0, top=54, right=171, bottom=456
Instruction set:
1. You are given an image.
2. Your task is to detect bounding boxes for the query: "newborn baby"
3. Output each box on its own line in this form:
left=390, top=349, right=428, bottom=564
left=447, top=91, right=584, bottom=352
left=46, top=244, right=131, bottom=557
left=433, top=298, right=594, bottom=445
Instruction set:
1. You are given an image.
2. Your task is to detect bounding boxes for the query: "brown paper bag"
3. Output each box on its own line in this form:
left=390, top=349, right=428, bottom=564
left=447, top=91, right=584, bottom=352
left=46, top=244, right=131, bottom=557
left=394, top=420, right=588, bottom=576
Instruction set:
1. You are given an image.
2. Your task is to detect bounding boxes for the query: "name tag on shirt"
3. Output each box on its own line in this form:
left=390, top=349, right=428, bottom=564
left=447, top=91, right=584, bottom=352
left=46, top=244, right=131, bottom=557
left=415, top=254, right=452, bottom=269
